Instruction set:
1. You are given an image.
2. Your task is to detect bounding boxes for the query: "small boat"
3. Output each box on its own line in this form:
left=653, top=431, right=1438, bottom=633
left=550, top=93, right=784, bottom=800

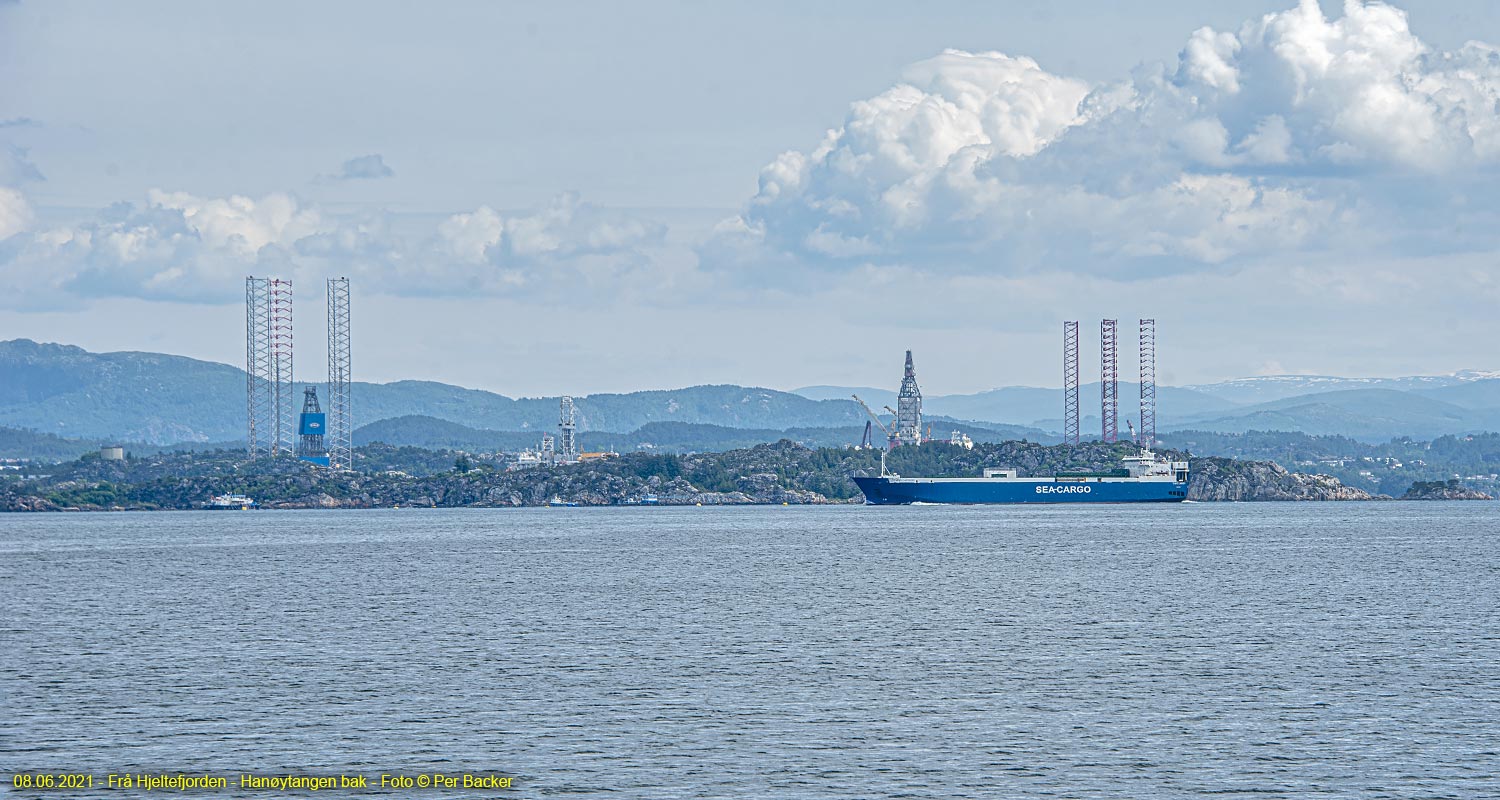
left=547, top=496, right=579, bottom=507
left=207, top=493, right=257, bottom=510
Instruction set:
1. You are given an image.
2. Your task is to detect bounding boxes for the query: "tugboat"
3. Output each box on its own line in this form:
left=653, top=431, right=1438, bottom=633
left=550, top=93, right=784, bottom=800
left=853, top=448, right=1189, bottom=505
left=207, top=493, right=258, bottom=510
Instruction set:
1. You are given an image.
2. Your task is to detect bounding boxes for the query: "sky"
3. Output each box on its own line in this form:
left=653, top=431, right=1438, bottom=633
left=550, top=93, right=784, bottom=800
left=2, top=0, right=1499, bottom=397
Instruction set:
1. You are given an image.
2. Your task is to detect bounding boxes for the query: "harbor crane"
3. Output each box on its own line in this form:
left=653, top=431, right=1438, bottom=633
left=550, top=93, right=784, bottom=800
left=883, top=405, right=905, bottom=448
left=852, top=395, right=897, bottom=450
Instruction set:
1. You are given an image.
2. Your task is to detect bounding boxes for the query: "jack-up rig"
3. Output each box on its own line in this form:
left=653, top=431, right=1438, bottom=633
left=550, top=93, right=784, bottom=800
left=245, top=276, right=354, bottom=468
left=1060, top=318, right=1157, bottom=447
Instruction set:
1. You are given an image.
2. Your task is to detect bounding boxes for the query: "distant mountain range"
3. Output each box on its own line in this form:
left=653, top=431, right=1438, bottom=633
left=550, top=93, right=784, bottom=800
left=352, top=416, right=1041, bottom=454
left=794, top=371, right=1500, bottom=442
left=1168, top=389, right=1500, bottom=441
left=1180, top=372, right=1500, bottom=405
left=794, top=382, right=1237, bottom=427
left=0, top=339, right=867, bottom=445
left=3, top=338, right=1500, bottom=452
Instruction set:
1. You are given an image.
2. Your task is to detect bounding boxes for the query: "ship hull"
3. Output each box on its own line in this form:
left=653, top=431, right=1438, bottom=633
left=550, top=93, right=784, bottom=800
left=853, top=476, right=1187, bottom=505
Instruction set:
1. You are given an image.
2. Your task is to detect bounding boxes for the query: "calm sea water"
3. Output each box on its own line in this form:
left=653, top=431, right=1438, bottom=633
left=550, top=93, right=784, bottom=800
left=2, top=503, right=1497, bottom=798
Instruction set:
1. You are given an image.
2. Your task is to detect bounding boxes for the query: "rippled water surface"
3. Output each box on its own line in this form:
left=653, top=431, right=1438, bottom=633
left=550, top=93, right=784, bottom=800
left=3, top=503, right=1498, bottom=798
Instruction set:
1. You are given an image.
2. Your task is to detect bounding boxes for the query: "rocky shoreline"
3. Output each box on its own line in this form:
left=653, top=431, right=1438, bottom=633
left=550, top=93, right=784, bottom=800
left=1186, top=458, right=1381, bottom=502
left=1, top=439, right=1472, bottom=512
left=1400, top=479, right=1494, bottom=501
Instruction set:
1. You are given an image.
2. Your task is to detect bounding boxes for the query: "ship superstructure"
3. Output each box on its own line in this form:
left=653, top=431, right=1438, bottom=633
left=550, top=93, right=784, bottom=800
left=208, top=493, right=258, bottom=510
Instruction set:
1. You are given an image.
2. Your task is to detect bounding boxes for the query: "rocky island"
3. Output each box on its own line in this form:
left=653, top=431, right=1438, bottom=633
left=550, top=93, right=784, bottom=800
left=1400, top=479, right=1494, bottom=501
left=0, top=438, right=1424, bottom=512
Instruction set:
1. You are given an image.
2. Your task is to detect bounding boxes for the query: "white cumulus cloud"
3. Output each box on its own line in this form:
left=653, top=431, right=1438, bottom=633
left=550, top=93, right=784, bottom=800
left=1173, top=0, right=1499, bottom=170
left=407, top=192, right=666, bottom=293
left=0, top=189, right=664, bottom=306
left=0, top=190, right=322, bottom=303
left=0, top=187, right=32, bottom=241
left=709, top=0, right=1500, bottom=278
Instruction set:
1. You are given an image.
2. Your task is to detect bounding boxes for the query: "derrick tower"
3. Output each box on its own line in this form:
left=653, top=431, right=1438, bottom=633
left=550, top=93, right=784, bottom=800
left=1100, top=319, right=1118, bottom=443
left=297, top=385, right=330, bottom=466
left=559, top=396, right=578, bottom=462
left=326, top=277, right=353, bottom=469
left=1139, top=318, right=1156, bottom=449
left=246, top=277, right=294, bottom=456
left=1063, top=321, right=1080, bottom=445
left=894, top=350, right=923, bottom=447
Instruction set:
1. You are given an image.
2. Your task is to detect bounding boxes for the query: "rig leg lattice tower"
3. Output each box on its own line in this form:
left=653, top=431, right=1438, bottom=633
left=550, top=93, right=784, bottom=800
left=1063, top=321, right=1080, bottom=445
left=1100, top=319, right=1118, bottom=444
left=1139, top=318, right=1156, bottom=450
left=559, top=396, right=578, bottom=462
left=245, top=277, right=294, bottom=456
left=326, top=277, right=353, bottom=469
left=271, top=280, right=294, bottom=453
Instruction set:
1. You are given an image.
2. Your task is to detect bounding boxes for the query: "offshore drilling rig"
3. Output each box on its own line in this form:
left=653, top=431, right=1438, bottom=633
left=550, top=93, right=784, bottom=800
left=1061, top=318, right=1158, bottom=448
left=245, top=276, right=353, bottom=467
left=558, top=395, right=579, bottom=463
left=853, top=350, right=925, bottom=450
left=894, top=350, right=923, bottom=447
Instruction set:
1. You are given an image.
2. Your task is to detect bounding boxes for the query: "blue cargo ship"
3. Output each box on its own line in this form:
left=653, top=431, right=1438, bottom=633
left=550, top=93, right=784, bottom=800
left=853, top=449, right=1189, bottom=505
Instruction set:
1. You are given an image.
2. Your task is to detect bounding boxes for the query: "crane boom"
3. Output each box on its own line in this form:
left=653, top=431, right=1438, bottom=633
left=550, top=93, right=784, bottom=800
left=852, top=395, right=892, bottom=435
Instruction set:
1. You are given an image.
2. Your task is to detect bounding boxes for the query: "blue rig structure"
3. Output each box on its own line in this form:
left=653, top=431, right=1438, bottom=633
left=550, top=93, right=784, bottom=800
left=297, top=385, right=331, bottom=467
